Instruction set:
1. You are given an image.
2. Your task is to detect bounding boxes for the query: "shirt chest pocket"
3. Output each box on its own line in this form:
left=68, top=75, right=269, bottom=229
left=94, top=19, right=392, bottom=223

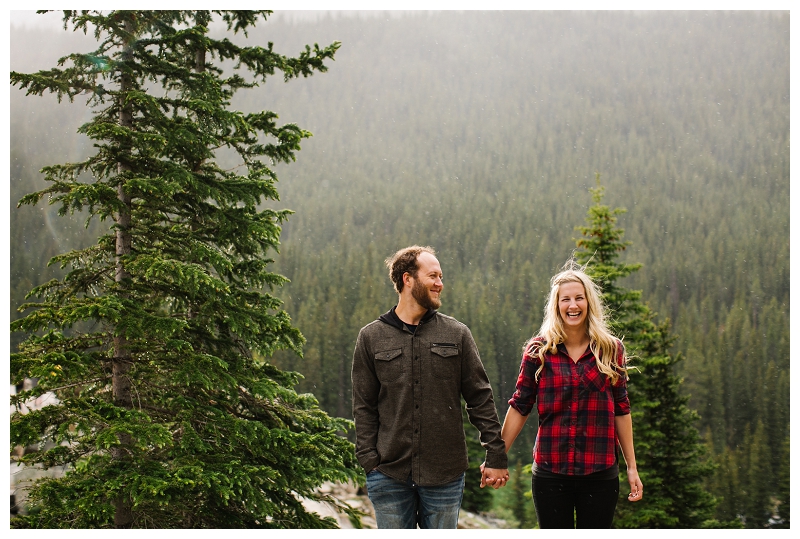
left=582, top=362, right=609, bottom=392
left=430, top=343, right=460, bottom=380
left=374, top=348, right=404, bottom=382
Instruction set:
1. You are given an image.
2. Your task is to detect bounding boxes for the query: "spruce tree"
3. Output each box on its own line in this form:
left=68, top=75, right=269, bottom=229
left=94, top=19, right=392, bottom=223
left=574, top=174, right=729, bottom=528
left=10, top=10, right=360, bottom=528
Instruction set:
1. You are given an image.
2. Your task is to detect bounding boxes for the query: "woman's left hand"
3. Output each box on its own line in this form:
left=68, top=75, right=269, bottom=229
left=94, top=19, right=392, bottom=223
left=626, top=468, right=643, bottom=502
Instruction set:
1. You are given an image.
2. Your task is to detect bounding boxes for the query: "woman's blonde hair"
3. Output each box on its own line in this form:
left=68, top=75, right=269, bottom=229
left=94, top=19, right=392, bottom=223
left=524, top=261, right=627, bottom=385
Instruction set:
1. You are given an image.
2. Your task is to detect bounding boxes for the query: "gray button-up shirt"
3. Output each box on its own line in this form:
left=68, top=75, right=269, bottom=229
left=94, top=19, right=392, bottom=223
left=352, top=308, right=508, bottom=486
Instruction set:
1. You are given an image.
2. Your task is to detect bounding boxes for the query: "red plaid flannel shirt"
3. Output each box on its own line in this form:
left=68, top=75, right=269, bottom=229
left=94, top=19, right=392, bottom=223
left=508, top=337, right=630, bottom=476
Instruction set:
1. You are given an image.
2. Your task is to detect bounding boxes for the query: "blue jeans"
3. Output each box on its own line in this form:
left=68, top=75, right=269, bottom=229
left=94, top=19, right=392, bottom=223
left=366, top=469, right=465, bottom=529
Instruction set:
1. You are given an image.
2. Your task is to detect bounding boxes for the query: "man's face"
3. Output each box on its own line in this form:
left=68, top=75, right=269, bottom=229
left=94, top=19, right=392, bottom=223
left=409, top=252, right=443, bottom=310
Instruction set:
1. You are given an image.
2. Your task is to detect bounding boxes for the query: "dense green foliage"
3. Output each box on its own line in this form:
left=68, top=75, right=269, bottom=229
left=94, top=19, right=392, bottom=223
left=575, top=179, right=729, bottom=528
left=10, top=11, right=789, bottom=528
left=486, top=460, right=537, bottom=528
left=10, top=10, right=360, bottom=528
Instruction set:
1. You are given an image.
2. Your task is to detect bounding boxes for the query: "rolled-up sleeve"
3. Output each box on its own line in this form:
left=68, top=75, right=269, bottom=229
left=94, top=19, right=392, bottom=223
left=612, top=341, right=631, bottom=416
left=508, top=353, right=539, bottom=417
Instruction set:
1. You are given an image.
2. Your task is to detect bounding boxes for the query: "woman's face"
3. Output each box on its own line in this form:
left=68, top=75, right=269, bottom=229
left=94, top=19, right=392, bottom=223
left=558, top=281, right=588, bottom=330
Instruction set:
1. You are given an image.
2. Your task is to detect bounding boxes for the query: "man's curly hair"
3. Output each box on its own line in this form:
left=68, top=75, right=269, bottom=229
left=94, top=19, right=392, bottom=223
left=385, top=245, right=436, bottom=294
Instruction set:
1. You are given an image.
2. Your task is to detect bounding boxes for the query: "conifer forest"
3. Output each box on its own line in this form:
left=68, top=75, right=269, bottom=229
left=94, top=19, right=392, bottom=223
left=9, top=10, right=789, bottom=528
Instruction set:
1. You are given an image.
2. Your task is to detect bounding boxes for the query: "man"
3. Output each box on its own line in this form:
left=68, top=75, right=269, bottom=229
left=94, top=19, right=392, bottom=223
left=352, top=245, right=509, bottom=529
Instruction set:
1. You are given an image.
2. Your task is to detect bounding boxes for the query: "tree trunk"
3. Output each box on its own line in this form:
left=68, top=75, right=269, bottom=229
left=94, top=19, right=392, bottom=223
left=112, top=15, right=135, bottom=529
left=337, top=350, right=348, bottom=420
left=187, top=13, right=206, bottom=321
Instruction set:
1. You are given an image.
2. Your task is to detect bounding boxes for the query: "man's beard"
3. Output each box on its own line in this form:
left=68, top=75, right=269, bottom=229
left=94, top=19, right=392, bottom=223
left=411, top=277, right=441, bottom=310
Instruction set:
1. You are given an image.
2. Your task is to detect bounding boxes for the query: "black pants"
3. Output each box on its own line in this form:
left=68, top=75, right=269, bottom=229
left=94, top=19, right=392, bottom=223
left=532, top=474, right=619, bottom=529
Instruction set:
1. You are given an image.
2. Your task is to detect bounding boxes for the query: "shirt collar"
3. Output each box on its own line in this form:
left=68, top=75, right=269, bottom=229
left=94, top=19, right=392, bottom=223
left=379, top=306, right=437, bottom=332
left=556, top=341, right=592, bottom=360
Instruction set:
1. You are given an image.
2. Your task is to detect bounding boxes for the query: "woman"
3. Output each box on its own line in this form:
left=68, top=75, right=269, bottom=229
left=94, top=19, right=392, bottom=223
left=499, top=264, right=642, bottom=528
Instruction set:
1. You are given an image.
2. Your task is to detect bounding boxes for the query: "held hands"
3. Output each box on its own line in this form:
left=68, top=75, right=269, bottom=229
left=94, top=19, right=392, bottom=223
left=479, top=461, right=509, bottom=489
left=626, top=467, right=643, bottom=502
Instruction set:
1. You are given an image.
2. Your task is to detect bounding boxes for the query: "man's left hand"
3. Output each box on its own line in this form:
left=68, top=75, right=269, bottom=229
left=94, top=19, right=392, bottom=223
left=479, top=462, right=509, bottom=489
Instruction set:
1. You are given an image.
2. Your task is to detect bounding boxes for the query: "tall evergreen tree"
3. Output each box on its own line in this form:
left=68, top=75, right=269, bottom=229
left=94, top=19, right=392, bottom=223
left=710, top=447, right=741, bottom=524
left=574, top=175, right=730, bottom=528
left=741, top=420, right=773, bottom=528
left=10, top=10, right=360, bottom=528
